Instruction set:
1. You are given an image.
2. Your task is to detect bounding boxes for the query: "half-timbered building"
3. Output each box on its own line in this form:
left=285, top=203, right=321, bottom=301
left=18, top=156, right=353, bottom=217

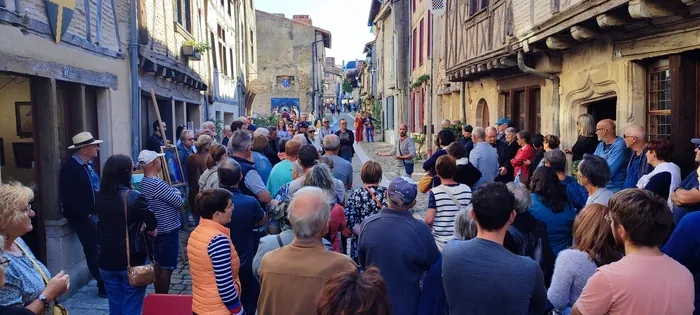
left=0, top=0, right=130, bottom=296
left=446, top=0, right=700, bottom=176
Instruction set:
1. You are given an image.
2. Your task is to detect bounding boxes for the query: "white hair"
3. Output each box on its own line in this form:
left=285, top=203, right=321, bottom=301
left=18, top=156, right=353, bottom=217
left=293, top=134, right=308, bottom=144
left=454, top=207, right=478, bottom=240
left=253, top=128, right=269, bottom=137
left=179, top=129, right=193, bottom=141
left=288, top=187, right=331, bottom=238
left=322, top=134, right=340, bottom=151
left=506, top=182, right=532, bottom=214
left=472, top=127, right=486, bottom=140
left=229, top=130, right=251, bottom=153
left=202, top=121, right=215, bottom=130
left=237, top=116, right=248, bottom=123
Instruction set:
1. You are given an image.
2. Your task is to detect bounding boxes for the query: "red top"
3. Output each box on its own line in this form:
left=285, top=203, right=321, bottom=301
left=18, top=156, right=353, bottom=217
left=511, top=144, right=536, bottom=182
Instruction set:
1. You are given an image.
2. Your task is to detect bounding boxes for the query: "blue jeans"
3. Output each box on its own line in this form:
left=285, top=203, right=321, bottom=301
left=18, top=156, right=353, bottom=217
left=99, top=269, right=147, bottom=315
left=366, top=127, right=374, bottom=142
left=404, top=163, right=414, bottom=176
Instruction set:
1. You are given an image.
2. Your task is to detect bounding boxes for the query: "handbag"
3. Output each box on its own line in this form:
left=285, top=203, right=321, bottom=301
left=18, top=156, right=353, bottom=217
left=418, top=174, right=434, bottom=193
left=15, top=241, right=69, bottom=315
left=123, top=191, right=155, bottom=287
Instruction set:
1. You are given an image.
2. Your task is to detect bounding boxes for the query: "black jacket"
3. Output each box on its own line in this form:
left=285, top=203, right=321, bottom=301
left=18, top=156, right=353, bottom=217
left=266, top=139, right=281, bottom=166
left=59, top=157, right=96, bottom=220
left=454, top=161, right=482, bottom=188
left=504, top=212, right=555, bottom=287
left=97, top=187, right=157, bottom=271
left=571, top=136, right=599, bottom=161
left=147, top=133, right=165, bottom=153
left=336, top=129, right=355, bottom=158
left=491, top=141, right=511, bottom=183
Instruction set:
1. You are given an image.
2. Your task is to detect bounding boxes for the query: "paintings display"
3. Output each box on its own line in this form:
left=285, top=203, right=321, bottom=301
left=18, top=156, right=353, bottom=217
left=15, top=102, right=33, bottom=138
left=271, top=98, right=300, bottom=116
left=160, top=146, right=186, bottom=187
left=12, top=142, right=34, bottom=169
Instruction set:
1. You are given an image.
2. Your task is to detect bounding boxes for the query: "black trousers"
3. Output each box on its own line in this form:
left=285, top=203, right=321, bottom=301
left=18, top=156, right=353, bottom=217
left=239, top=264, right=260, bottom=314
left=67, top=215, right=103, bottom=285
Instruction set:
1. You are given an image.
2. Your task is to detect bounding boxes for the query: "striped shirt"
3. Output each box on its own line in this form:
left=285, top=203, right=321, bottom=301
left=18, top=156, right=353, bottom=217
left=208, top=235, right=245, bottom=315
left=428, top=184, right=472, bottom=239
left=140, top=176, right=184, bottom=233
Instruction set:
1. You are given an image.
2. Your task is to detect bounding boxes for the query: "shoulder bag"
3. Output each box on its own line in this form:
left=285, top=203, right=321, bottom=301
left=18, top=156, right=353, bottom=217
left=123, top=191, right=155, bottom=287
left=364, top=185, right=384, bottom=209
left=15, top=241, right=69, bottom=315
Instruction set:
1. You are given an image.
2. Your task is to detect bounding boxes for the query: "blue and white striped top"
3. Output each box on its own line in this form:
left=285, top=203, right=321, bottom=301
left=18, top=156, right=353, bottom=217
left=208, top=235, right=245, bottom=315
left=428, top=183, right=473, bottom=238
left=140, top=176, right=184, bottom=233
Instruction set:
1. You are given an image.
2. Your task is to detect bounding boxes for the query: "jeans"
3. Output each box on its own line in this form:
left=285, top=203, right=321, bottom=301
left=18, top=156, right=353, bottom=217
left=69, top=215, right=103, bottom=286
left=366, top=127, right=374, bottom=142
left=100, top=269, right=147, bottom=315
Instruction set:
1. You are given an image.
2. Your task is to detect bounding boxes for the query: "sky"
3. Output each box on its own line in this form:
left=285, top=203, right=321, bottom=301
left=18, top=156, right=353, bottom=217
left=254, top=0, right=375, bottom=65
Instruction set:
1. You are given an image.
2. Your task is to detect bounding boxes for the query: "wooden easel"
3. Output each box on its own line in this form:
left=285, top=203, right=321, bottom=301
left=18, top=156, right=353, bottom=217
left=149, top=89, right=190, bottom=265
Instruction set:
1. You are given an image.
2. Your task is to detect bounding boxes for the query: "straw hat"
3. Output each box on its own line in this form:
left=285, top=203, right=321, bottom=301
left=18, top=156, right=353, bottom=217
left=68, top=132, right=103, bottom=150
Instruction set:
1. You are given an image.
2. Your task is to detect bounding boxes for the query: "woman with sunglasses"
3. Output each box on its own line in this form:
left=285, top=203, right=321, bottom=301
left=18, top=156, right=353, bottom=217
left=308, top=127, right=323, bottom=153
left=0, top=182, right=70, bottom=314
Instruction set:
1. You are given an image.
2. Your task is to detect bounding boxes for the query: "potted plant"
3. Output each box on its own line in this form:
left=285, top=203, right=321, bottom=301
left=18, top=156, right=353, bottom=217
left=182, top=40, right=210, bottom=61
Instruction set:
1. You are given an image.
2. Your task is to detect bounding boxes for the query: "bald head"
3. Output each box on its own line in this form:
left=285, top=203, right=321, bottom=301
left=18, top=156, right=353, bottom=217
left=288, top=187, right=331, bottom=238
left=596, top=119, right=617, bottom=143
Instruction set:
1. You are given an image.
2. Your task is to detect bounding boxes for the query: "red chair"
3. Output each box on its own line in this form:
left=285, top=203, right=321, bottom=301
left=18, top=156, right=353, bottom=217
left=142, top=294, right=193, bottom=315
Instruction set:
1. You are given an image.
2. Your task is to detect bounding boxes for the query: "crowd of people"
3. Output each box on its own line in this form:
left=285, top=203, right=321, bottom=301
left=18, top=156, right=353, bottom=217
left=1, top=110, right=700, bottom=315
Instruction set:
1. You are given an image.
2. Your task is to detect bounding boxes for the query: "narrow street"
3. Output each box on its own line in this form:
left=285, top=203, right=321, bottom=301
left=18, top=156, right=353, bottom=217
left=62, top=112, right=428, bottom=313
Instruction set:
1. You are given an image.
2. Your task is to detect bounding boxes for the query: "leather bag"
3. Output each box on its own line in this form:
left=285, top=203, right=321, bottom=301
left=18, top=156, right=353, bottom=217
left=123, top=191, right=155, bottom=287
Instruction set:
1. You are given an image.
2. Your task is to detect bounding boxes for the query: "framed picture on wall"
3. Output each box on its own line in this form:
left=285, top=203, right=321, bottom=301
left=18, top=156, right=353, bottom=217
left=12, top=142, right=34, bottom=169
left=15, top=102, right=33, bottom=138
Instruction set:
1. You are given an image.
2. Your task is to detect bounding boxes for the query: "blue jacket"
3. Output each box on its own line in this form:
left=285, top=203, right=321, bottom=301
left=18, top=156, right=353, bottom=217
left=59, top=156, right=97, bottom=219
left=663, top=211, right=700, bottom=315
left=529, top=194, right=576, bottom=256
left=561, top=176, right=587, bottom=211
left=177, top=142, right=194, bottom=179
left=418, top=255, right=449, bottom=315
left=593, top=137, right=630, bottom=193
left=252, top=151, right=272, bottom=183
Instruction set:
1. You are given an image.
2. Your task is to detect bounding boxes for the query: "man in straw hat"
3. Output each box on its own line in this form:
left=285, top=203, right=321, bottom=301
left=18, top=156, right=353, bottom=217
left=59, top=131, right=106, bottom=297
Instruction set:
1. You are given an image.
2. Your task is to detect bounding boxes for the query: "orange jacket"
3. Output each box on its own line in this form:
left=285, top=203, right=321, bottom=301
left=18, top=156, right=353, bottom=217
left=188, top=219, right=241, bottom=315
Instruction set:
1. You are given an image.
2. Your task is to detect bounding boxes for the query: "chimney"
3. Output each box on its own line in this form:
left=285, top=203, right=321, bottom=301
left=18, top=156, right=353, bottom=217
left=273, top=13, right=286, bottom=18
left=292, top=14, right=313, bottom=25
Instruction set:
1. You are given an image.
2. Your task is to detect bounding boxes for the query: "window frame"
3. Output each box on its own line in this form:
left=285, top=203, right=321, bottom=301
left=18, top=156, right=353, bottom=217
left=503, top=86, right=541, bottom=132
left=646, top=59, right=672, bottom=141
left=174, top=0, right=192, bottom=33
left=419, top=18, right=424, bottom=66
left=469, top=0, right=489, bottom=16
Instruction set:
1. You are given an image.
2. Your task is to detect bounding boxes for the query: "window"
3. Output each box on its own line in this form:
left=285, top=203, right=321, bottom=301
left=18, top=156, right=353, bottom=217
left=390, top=35, right=396, bottom=79
left=230, top=48, right=234, bottom=75
left=412, top=28, right=417, bottom=69
left=413, top=0, right=416, bottom=13
left=419, top=19, right=424, bottom=65
left=427, top=15, right=432, bottom=59
left=504, top=86, right=540, bottom=131
left=211, top=31, right=217, bottom=69
left=250, top=29, right=255, bottom=63
left=217, top=25, right=227, bottom=75
left=228, top=0, right=232, bottom=16
left=469, top=0, right=488, bottom=15
left=175, top=0, right=192, bottom=32
left=647, top=60, right=671, bottom=140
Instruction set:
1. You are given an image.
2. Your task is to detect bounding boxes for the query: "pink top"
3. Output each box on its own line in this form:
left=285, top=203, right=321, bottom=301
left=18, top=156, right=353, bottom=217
left=575, top=253, right=694, bottom=315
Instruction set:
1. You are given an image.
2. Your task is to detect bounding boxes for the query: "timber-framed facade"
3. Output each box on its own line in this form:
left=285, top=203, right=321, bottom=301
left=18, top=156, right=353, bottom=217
left=448, top=0, right=700, bottom=176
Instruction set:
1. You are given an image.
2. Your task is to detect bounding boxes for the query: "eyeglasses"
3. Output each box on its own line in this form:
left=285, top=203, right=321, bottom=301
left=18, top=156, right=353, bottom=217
left=0, top=257, right=9, bottom=267
left=20, top=204, right=32, bottom=213
left=309, top=131, right=315, bottom=133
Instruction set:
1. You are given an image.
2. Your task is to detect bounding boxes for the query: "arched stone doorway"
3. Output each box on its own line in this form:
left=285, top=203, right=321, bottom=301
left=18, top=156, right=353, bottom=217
left=476, top=99, right=490, bottom=127
left=563, top=77, right=619, bottom=146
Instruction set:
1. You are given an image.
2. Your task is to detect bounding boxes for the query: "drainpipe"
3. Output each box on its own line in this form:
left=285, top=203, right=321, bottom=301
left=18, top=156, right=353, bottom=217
left=129, top=0, right=140, bottom=161
left=517, top=50, right=561, bottom=136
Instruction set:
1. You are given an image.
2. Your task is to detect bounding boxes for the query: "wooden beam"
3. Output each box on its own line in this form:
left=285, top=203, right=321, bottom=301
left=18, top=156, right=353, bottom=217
left=0, top=51, right=118, bottom=89
left=84, top=0, right=91, bottom=42
left=596, top=13, right=630, bottom=29
left=570, top=25, right=598, bottom=41
left=629, top=0, right=677, bottom=19
left=546, top=34, right=576, bottom=50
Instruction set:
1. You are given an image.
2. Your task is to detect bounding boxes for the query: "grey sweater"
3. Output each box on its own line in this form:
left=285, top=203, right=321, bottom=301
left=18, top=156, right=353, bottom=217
left=547, top=249, right=598, bottom=311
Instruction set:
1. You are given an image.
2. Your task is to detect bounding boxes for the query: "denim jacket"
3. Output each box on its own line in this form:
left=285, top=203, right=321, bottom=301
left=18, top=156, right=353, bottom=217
left=593, top=137, right=630, bottom=192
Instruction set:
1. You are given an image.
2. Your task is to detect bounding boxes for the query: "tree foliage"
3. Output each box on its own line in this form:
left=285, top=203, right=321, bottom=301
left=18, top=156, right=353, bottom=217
left=342, top=80, right=353, bottom=94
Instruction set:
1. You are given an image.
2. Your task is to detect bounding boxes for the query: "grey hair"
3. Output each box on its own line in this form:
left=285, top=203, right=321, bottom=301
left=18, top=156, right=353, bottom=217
left=202, top=121, right=215, bottom=130
left=301, top=164, right=336, bottom=196
left=454, top=207, right=478, bottom=240
left=293, top=134, right=308, bottom=144
left=472, top=127, right=486, bottom=140
left=485, top=126, right=498, bottom=134
left=237, top=116, right=248, bottom=123
left=292, top=161, right=304, bottom=178
left=505, top=127, right=517, bottom=135
left=506, top=182, right=532, bottom=214
left=288, top=187, right=331, bottom=238
left=179, top=129, right=193, bottom=142
left=442, top=119, right=451, bottom=125
left=229, top=130, right=251, bottom=153
left=577, top=114, right=596, bottom=137
left=253, top=127, right=269, bottom=138
left=320, top=156, right=334, bottom=169
left=323, top=134, right=340, bottom=151
left=223, top=125, right=231, bottom=132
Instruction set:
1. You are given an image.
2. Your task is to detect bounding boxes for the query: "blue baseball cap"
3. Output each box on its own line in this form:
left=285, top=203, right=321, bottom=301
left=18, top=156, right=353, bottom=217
left=387, top=177, right=418, bottom=206
left=497, top=118, right=511, bottom=126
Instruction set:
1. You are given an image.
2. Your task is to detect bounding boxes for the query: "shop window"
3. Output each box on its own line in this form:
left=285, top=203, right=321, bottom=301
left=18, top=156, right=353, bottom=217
left=647, top=60, right=671, bottom=140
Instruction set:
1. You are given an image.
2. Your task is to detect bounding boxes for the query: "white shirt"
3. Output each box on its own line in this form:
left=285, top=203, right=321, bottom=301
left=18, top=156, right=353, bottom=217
left=637, top=161, right=681, bottom=211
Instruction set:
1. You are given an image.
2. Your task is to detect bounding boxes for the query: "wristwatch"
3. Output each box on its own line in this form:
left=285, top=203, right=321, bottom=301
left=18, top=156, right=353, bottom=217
left=39, top=294, right=50, bottom=308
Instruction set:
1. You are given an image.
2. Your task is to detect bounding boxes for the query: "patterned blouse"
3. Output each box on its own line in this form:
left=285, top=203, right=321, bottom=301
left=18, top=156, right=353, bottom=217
left=0, top=238, right=51, bottom=315
left=345, top=185, right=388, bottom=261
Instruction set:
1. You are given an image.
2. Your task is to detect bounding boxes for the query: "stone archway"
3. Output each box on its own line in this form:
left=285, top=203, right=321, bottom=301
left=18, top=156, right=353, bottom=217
left=476, top=99, right=490, bottom=127
left=562, top=77, right=619, bottom=146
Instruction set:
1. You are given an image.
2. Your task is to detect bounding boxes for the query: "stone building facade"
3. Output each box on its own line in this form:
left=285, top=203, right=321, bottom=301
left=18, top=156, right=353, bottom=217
left=446, top=0, right=700, bottom=176
left=249, top=11, right=331, bottom=116
left=0, top=0, right=130, bottom=296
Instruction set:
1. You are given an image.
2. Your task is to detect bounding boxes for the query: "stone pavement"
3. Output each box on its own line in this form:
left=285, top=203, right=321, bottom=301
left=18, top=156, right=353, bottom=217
left=62, top=230, right=192, bottom=315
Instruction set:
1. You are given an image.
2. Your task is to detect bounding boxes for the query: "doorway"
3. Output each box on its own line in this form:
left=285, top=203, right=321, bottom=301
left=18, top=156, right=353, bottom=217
left=476, top=99, right=490, bottom=127
left=587, top=97, right=617, bottom=123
